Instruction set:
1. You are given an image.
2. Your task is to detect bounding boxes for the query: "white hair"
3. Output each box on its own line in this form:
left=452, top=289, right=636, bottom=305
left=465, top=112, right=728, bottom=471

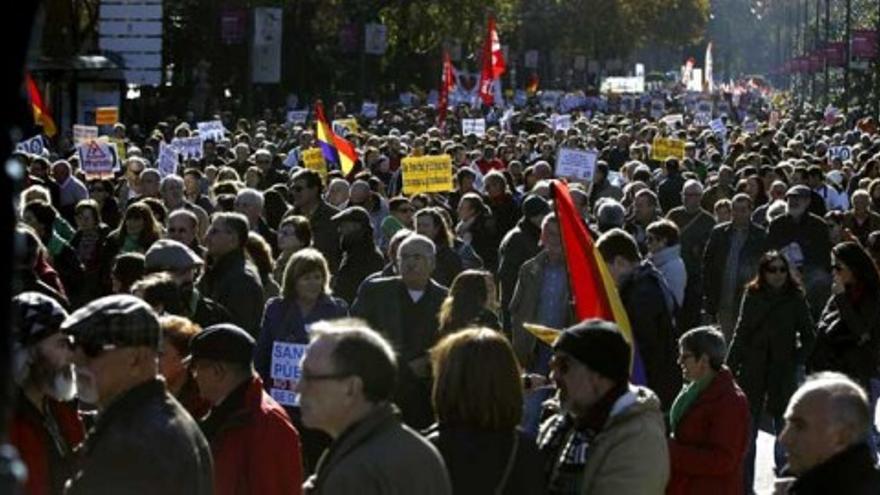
left=235, top=188, right=264, bottom=209
left=398, top=233, right=436, bottom=258
left=683, top=179, right=704, bottom=195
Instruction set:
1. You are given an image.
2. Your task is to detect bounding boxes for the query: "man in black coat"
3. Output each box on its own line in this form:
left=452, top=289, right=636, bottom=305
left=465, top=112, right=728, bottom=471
left=290, top=168, right=342, bottom=273
left=777, top=372, right=880, bottom=494
left=62, top=295, right=214, bottom=495
left=352, top=234, right=447, bottom=429
left=199, top=212, right=264, bottom=337
left=597, top=228, right=681, bottom=411
left=331, top=206, right=385, bottom=304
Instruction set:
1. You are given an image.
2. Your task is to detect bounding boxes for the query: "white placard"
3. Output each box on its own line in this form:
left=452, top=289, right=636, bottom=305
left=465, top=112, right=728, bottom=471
left=828, top=146, right=852, bottom=162
left=286, top=111, right=308, bottom=125
left=16, top=135, right=44, bottom=155
left=461, top=118, right=486, bottom=137
left=170, top=137, right=204, bottom=160
left=660, top=114, right=684, bottom=128
left=158, top=142, right=179, bottom=178
left=270, top=342, right=307, bottom=407
left=710, top=118, right=727, bottom=137
left=197, top=120, right=225, bottom=142
left=552, top=114, right=572, bottom=131
left=78, top=140, right=119, bottom=177
left=694, top=112, right=711, bottom=127
left=361, top=102, right=378, bottom=119
left=743, top=118, right=758, bottom=135
left=555, top=148, right=598, bottom=182
left=73, top=124, right=99, bottom=145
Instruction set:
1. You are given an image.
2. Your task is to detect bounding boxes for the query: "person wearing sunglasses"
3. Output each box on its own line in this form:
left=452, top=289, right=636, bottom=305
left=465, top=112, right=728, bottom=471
left=9, top=292, right=84, bottom=495
left=61, top=294, right=213, bottom=495
left=727, top=250, right=815, bottom=491
left=538, top=319, right=669, bottom=494
left=289, top=168, right=342, bottom=273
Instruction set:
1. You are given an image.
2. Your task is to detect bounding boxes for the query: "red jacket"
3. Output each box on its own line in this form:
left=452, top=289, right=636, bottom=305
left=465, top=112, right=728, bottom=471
left=667, top=367, right=751, bottom=495
left=205, top=377, right=303, bottom=495
left=9, top=395, right=85, bottom=495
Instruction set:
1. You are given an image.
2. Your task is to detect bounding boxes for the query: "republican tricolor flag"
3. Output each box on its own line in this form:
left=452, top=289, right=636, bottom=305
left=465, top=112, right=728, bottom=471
left=477, top=15, right=505, bottom=106
left=551, top=180, right=647, bottom=384
left=314, top=101, right=358, bottom=177
left=25, top=73, right=57, bottom=137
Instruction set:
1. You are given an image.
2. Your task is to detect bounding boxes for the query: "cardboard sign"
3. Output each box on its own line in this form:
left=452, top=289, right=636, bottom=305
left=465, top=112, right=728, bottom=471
left=302, top=148, right=328, bottom=182
left=555, top=148, right=598, bottom=182
left=270, top=342, right=307, bottom=407
left=402, top=154, right=454, bottom=195
left=78, top=140, right=118, bottom=178
left=197, top=120, right=225, bottom=142
left=828, top=146, right=852, bottom=162
left=461, top=118, right=486, bottom=137
left=95, top=106, right=119, bottom=126
left=73, top=125, right=99, bottom=145
left=16, top=135, right=44, bottom=155
left=332, top=118, right=358, bottom=138
left=170, top=137, right=204, bottom=160
left=158, top=143, right=179, bottom=177
left=360, top=102, right=378, bottom=119
left=286, top=110, right=308, bottom=125
left=651, top=137, right=686, bottom=161
left=551, top=114, right=572, bottom=131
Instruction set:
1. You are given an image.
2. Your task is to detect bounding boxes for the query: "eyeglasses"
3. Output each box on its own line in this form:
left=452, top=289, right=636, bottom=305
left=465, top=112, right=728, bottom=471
left=764, top=265, right=787, bottom=274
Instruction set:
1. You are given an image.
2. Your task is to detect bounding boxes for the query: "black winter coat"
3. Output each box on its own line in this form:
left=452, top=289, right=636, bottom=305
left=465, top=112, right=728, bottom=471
left=787, top=442, right=880, bottom=495
left=809, top=291, right=880, bottom=388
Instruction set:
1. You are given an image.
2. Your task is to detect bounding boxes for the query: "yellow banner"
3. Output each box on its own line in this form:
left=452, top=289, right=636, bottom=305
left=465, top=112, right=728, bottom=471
left=402, top=154, right=453, bottom=195
left=96, top=107, right=119, bottom=126
left=332, top=118, right=359, bottom=137
left=302, top=148, right=328, bottom=183
left=651, top=137, right=685, bottom=161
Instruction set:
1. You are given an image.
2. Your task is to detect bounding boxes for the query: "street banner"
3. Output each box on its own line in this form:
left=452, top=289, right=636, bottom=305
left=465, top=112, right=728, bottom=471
left=402, top=154, right=454, bottom=195
left=555, top=148, right=598, bottom=182
left=651, top=137, right=686, bottom=161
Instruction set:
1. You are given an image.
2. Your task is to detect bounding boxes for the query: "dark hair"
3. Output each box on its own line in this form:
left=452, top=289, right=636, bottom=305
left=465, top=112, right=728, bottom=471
left=388, top=196, right=412, bottom=213
left=313, top=319, right=398, bottom=402
left=245, top=232, right=274, bottom=279
left=430, top=328, right=523, bottom=430
left=597, top=228, right=641, bottom=263
left=112, top=202, right=162, bottom=249
left=132, top=272, right=185, bottom=315
left=291, top=168, right=324, bottom=195
left=282, top=248, right=330, bottom=300
left=833, top=241, right=880, bottom=297
left=415, top=207, right=453, bottom=248
left=139, top=197, right=168, bottom=226
left=679, top=326, right=727, bottom=371
left=214, top=212, right=249, bottom=249
left=75, top=199, right=102, bottom=225
left=438, top=270, right=491, bottom=334
left=278, top=214, right=312, bottom=248
left=746, top=250, right=803, bottom=294
left=646, top=219, right=680, bottom=247
left=112, top=253, right=146, bottom=293
left=22, top=201, right=57, bottom=242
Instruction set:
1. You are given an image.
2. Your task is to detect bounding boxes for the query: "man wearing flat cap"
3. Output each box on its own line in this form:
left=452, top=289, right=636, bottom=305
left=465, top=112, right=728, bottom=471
left=9, top=292, right=84, bottom=495
left=191, top=323, right=303, bottom=495
left=62, top=294, right=214, bottom=495
left=145, top=238, right=230, bottom=328
left=330, top=206, right=384, bottom=305
left=538, top=319, right=669, bottom=495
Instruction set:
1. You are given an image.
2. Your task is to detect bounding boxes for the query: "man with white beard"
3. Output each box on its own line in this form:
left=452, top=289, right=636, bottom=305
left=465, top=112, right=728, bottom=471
left=9, top=292, right=85, bottom=495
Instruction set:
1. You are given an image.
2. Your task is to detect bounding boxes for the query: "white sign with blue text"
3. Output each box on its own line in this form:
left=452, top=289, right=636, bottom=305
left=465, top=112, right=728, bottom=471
left=270, top=342, right=307, bottom=407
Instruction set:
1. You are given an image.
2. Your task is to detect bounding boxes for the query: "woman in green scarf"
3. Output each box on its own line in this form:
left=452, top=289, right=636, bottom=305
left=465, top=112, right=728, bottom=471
left=667, top=326, right=751, bottom=495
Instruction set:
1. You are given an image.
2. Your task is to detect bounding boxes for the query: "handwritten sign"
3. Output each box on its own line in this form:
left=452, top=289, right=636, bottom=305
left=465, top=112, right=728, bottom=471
left=402, top=154, right=454, bottom=195
left=555, top=148, right=598, bottom=182
left=270, top=342, right=307, bottom=407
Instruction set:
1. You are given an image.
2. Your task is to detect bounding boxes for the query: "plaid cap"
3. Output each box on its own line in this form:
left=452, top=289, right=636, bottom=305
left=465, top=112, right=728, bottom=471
left=61, top=295, right=161, bottom=351
left=13, top=292, right=69, bottom=346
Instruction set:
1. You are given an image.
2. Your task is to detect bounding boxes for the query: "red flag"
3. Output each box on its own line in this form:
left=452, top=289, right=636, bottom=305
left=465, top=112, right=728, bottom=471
left=438, top=50, right=456, bottom=130
left=478, top=15, right=505, bottom=106
left=25, top=73, right=57, bottom=137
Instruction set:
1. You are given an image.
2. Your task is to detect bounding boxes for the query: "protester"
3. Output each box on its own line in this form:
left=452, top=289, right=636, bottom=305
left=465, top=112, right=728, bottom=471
left=274, top=214, right=312, bottom=284
left=437, top=269, right=501, bottom=334
left=157, top=315, right=209, bottom=419
left=297, top=319, right=451, bottom=494
left=61, top=295, right=214, bottom=494
left=330, top=206, right=385, bottom=304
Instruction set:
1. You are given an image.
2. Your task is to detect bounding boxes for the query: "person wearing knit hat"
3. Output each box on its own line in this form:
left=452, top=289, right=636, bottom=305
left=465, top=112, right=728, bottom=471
left=9, top=292, right=85, bottom=495
left=539, top=318, right=669, bottom=494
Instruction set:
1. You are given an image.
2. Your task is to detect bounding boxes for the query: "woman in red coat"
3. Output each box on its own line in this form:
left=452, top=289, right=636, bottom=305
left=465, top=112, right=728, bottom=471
left=667, top=326, right=751, bottom=495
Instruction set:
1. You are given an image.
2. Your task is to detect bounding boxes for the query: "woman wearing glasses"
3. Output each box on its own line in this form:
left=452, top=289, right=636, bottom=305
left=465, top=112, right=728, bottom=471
left=727, top=250, right=815, bottom=490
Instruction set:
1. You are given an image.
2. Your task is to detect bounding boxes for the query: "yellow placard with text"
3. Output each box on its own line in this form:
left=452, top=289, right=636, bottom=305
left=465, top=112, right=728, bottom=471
left=651, top=137, right=685, bottom=161
left=302, top=148, right=328, bottom=183
left=402, top=154, right=453, bottom=195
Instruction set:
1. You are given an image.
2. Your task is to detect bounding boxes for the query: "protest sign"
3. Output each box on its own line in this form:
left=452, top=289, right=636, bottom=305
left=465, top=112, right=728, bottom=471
left=270, top=342, right=307, bottom=407
left=461, top=118, right=486, bottom=137
left=513, top=90, right=528, bottom=107
left=710, top=118, right=727, bottom=137
left=743, top=118, right=758, bottom=135
left=551, top=114, right=572, bottom=131
left=302, top=148, right=328, bottom=182
left=555, top=148, right=598, bottom=182
left=283, top=148, right=300, bottom=168
left=828, top=146, right=852, bottom=162
left=286, top=110, right=308, bottom=125
left=197, top=120, right=225, bottom=141
left=16, top=135, right=44, bottom=155
left=170, top=137, right=204, bottom=160
left=158, top=143, right=179, bottom=178
left=95, top=107, right=119, bottom=126
left=402, top=155, right=453, bottom=195
left=694, top=112, right=711, bottom=127
left=109, top=137, right=127, bottom=161
left=361, top=102, right=378, bottom=119
left=73, top=124, right=99, bottom=145
left=332, top=118, right=358, bottom=137
left=539, top=90, right=563, bottom=110
left=651, top=137, right=686, bottom=161
left=660, top=114, right=683, bottom=128
left=78, top=140, right=118, bottom=178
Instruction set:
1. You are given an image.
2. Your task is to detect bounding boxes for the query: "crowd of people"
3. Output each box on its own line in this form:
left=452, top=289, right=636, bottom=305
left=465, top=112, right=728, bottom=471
left=9, top=89, right=880, bottom=494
